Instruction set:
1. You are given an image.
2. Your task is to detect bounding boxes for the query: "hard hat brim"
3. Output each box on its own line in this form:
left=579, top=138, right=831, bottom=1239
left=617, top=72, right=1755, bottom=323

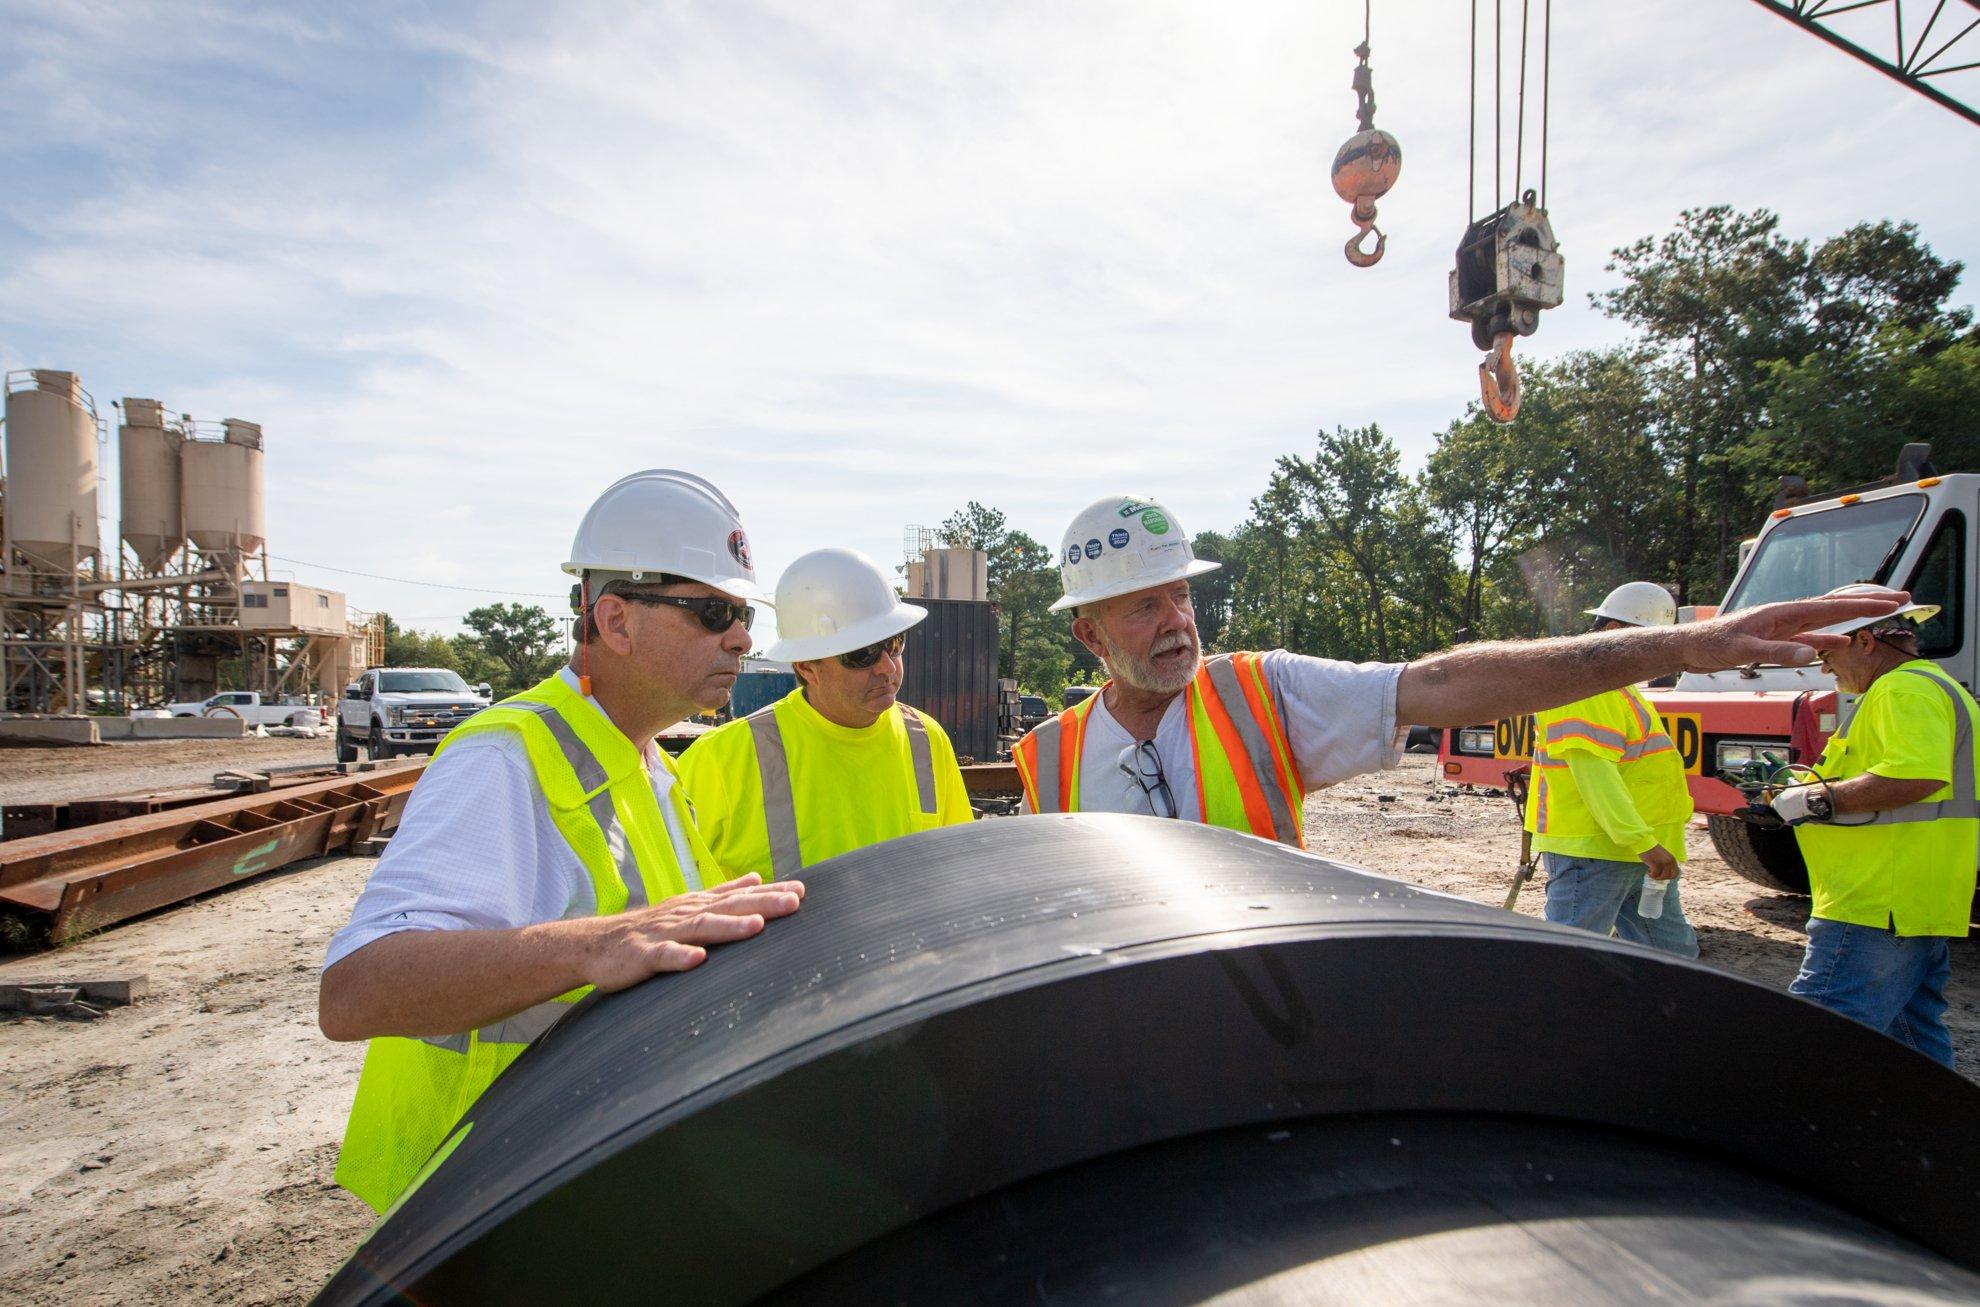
left=1049, top=557, right=1222, bottom=614
left=762, top=600, right=928, bottom=663
left=1811, top=602, right=1940, bottom=638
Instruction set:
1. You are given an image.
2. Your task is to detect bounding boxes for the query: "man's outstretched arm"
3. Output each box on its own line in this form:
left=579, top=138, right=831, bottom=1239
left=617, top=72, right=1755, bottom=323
left=1396, top=593, right=1906, bottom=729
left=319, top=874, right=803, bottom=1041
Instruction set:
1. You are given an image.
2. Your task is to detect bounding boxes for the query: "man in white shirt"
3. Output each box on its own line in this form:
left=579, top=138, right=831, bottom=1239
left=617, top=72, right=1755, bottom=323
left=1016, top=492, right=1905, bottom=846
left=320, top=470, right=806, bottom=1212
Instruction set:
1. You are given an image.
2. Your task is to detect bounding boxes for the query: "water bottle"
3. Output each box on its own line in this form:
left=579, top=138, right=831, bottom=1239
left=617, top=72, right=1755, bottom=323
left=1638, top=874, right=1672, bottom=920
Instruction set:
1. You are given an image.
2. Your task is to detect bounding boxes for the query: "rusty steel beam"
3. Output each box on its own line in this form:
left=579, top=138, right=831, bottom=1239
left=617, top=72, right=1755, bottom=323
left=960, top=762, right=1022, bottom=797
left=0, top=765, right=424, bottom=944
left=2, top=762, right=414, bottom=842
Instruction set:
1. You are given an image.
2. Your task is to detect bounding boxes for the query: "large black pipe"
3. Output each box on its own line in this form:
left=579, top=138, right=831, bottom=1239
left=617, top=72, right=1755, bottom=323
left=317, top=815, right=1980, bottom=1304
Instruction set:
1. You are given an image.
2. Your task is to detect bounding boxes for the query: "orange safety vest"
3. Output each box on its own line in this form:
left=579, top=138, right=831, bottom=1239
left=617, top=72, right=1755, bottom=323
left=1013, top=652, right=1305, bottom=846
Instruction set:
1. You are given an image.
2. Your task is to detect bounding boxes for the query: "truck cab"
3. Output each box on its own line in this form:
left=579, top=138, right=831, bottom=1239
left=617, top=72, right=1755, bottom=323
left=1439, top=446, right=1974, bottom=897
left=337, top=668, right=493, bottom=762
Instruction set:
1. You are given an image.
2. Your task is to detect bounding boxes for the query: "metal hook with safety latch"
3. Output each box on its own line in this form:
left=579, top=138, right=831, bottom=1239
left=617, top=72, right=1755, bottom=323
left=1345, top=199, right=1386, bottom=268
left=1478, top=331, right=1521, bottom=423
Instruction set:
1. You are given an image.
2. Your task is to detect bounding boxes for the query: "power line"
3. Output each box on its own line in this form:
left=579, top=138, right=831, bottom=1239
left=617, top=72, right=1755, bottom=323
left=266, top=554, right=563, bottom=600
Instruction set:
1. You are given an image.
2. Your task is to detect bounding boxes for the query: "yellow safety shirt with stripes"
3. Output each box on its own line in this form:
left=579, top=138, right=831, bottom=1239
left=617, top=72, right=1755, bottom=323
left=1795, top=660, right=1980, bottom=938
left=675, top=689, right=974, bottom=879
left=1524, top=685, right=1692, bottom=863
left=332, top=672, right=714, bottom=1213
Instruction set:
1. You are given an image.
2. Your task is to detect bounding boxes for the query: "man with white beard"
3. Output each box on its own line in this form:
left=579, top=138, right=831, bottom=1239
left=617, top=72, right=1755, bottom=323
left=1014, top=493, right=1906, bottom=847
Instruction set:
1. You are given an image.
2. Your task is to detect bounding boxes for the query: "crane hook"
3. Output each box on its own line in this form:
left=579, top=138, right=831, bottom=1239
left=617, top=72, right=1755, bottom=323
left=1345, top=207, right=1386, bottom=268
left=1479, top=331, right=1522, bottom=423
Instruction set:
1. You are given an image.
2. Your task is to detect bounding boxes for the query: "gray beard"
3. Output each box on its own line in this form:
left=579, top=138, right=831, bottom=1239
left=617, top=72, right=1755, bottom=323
left=1105, top=639, right=1201, bottom=696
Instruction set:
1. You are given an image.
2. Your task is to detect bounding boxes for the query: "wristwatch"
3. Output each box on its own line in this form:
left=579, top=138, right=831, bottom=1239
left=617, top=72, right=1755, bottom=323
left=1806, top=790, right=1834, bottom=821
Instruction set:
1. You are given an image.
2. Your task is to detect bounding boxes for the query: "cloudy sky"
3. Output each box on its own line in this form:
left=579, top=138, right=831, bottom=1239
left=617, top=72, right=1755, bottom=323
left=3, top=0, right=1976, bottom=640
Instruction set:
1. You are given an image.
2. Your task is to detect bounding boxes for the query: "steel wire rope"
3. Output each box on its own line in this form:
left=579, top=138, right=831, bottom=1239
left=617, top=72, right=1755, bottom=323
left=265, top=554, right=563, bottom=599
left=1494, top=0, right=1503, bottom=208
left=1540, top=0, right=1551, bottom=206
left=1468, top=0, right=1478, bottom=219
left=1515, top=0, right=1530, bottom=199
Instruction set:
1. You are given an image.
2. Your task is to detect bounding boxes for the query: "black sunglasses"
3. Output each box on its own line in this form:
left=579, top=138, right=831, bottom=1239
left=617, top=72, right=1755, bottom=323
left=838, top=633, right=905, bottom=670
left=613, top=591, right=755, bottom=633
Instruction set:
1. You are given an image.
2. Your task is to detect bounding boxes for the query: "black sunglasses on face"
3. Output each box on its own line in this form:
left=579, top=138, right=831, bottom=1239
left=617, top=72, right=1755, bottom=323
left=612, top=591, right=755, bottom=633
left=838, top=633, right=905, bottom=670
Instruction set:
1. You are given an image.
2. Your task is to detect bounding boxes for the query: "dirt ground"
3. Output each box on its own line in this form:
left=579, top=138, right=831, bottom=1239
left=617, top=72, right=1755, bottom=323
left=3, top=737, right=338, bottom=806
left=2, top=753, right=1976, bottom=1304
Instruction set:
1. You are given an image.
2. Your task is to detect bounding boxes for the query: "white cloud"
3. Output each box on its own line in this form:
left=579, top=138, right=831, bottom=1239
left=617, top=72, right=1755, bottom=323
left=2, top=0, right=1975, bottom=640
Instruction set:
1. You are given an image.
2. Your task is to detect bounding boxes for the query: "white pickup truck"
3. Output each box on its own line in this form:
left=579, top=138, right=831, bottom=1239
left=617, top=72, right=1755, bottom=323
left=337, top=667, right=493, bottom=761
left=166, top=691, right=326, bottom=728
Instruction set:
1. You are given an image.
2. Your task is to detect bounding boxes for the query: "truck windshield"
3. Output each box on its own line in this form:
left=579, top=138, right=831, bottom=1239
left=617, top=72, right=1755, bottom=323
left=1721, top=494, right=1925, bottom=614
left=378, top=670, right=471, bottom=693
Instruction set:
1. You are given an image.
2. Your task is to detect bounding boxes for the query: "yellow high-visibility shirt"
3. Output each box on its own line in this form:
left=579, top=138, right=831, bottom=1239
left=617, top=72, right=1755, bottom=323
left=677, top=689, right=974, bottom=879
left=1795, top=661, right=1979, bottom=938
left=1525, top=685, right=1692, bottom=863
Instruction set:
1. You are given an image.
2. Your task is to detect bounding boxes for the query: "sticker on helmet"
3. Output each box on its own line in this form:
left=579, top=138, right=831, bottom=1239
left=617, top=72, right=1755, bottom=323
left=1108, top=528, right=1130, bottom=549
left=1066, top=543, right=1082, bottom=566
left=1139, top=509, right=1170, bottom=536
left=1084, top=538, right=1102, bottom=559
left=727, top=530, right=753, bottom=569
left=1117, top=498, right=1154, bottom=518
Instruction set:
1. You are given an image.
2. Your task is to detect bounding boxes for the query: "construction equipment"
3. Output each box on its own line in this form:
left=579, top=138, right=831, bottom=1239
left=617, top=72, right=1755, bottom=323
left=1501, top=763, right=1538, bottom=908
left=317, top=816, right=1980, bottom=1304
left=0, top=763, right=421, bottom=945
left=1329, top=2, right=1401, bottom=267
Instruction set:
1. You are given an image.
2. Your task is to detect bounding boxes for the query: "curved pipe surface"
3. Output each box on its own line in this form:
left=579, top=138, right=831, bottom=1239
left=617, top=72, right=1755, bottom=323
left=318, top=815, right=1980, bottom=1304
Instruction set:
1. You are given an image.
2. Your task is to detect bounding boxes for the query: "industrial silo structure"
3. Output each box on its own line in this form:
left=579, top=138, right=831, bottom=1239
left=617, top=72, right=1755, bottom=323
left=117, top=398, right=186, bottom=573
left=182, top=417, right=266, bottom=574
left=2, top=369, right=101, bottom=573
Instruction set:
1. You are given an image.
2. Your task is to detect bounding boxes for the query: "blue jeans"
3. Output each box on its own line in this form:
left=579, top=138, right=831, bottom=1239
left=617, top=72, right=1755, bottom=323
left=1541, top=853, right=1700, bottom=958
left=1790, top=918, right=1954, bottom=1068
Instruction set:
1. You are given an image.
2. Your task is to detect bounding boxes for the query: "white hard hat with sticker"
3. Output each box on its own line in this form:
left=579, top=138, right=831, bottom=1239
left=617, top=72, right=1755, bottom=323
left=1050, top=493, right=1220, bottom=613
left=564, top=468, right=769, bottom=603
left=1809, top=583, right=1939, bottom=637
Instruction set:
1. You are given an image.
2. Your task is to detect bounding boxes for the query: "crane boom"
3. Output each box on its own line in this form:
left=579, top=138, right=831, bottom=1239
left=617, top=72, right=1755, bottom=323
left=1747, top=0, right=1980, bottom=127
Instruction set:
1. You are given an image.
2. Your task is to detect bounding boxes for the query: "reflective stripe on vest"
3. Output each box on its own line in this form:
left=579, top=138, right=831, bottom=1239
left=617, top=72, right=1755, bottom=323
left=748, top=701, right=940, bottom=878
left=417, top=998, right=572, bottom=1054
left=1855, top=667, right=1980, bottom=825
left=495, top=697, right=649, bottom=909
left=1012, top=654, right=1302, bottom=846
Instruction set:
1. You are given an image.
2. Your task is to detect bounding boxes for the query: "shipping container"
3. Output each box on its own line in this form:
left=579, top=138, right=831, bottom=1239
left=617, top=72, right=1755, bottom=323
left=728, top=665, right=798, bottom=720
left=900, top=597, right=1003, bottom=763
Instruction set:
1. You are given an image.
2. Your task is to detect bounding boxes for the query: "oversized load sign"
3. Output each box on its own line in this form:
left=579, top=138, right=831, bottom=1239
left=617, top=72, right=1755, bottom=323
left=1493, top=711, right=1704, bottom=775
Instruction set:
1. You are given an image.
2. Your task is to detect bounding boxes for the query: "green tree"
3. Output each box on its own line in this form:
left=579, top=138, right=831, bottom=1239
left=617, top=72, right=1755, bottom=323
left=382, top=621, right=463, bottom=672
left=460, top=603, right=562, bottom=696
left=937, top=501, right=1063, bottom=683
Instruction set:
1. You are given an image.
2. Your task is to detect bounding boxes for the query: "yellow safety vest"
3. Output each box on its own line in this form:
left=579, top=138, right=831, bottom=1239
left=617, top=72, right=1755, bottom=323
left=1524, top=685, right=1691, bottom=851
left=332, top=673, right=712, bottom=1212
left=676, top=690, right=970, bottom=879
left=1012, top=653, right=1305, bottom=847
left=1795, top=661, right=1980, bottom=937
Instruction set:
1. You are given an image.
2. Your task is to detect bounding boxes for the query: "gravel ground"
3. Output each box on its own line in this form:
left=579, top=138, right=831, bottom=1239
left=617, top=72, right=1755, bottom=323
left=1, top=753, right=1974, bottom=1304
left=2, top=738, right=340, bottom=805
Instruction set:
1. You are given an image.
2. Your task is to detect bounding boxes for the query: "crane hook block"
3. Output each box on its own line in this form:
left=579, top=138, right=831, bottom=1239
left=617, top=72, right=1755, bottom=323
left=1448, top=190, right=1565, bottom=350
left=1332, top=130, right=1402, bottom=268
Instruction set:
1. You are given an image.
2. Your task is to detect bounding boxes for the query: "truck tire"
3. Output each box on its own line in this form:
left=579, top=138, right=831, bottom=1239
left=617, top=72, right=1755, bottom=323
left=1707, top=813, right=1809, bottom=895
left=370, top=724, right=396, bottom=760
left=336, top=727, right=359, bottom=764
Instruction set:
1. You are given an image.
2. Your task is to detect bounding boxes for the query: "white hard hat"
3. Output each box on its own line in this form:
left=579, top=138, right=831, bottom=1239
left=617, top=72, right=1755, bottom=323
left=1809, top=583, right=1939, bottom=637
left=563, top=469, right=768, bottom=603
left=1585, top=581, right=1677, bottom=628
left=763, top=547, right=927, bottom=661
left=1050, top=493, right=1220, bottom=613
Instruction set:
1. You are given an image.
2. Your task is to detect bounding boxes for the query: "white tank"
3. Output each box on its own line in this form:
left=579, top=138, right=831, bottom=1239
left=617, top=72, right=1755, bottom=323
left=183, top=417, right=266, bottom=559
left=117, top=398, right=186, bottom=571
left=2, top=369, right=101, bottom=571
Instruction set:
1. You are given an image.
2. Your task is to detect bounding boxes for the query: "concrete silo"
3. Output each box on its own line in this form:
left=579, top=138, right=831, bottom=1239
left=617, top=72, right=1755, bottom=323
left=2, top=369, right=102, bottom=574
left=182, top=417, right=266, bottom=575
left=116, top=398, right=186, bottom=573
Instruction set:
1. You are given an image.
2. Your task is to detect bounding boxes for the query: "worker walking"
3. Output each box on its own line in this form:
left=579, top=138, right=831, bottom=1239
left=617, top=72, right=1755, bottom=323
left=319, top=470, right=805, bottom=1212
left=1015, top=491, right=1908, bottom=845
left=1525, top=582, right=1699, bottom=957
left=678, top=547, right=974, bottom=878
left=1768, top=585, right=1974, bottom=1068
